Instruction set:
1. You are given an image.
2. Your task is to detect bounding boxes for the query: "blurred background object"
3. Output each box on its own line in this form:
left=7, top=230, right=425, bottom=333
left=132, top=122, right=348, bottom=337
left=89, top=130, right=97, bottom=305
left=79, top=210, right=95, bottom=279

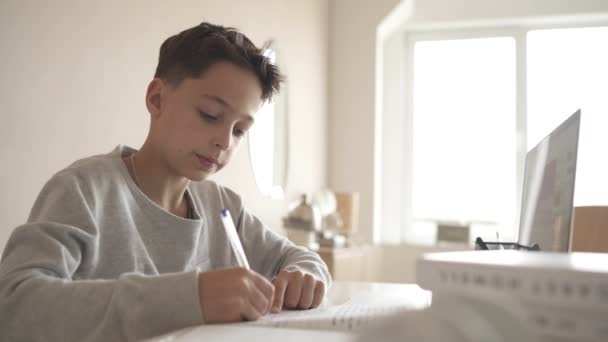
left=312, top=189, right=343, bottom=232
left=283, top=194, right=322, bottom=249
left=571, top=206, right=608, bottom=253
left=334, top=192, right=360, bottom=240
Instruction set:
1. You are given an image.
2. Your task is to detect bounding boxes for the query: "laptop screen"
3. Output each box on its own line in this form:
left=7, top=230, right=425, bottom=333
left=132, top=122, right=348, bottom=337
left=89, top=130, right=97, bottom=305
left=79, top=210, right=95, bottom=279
left=518, top=110, right=581, bottom=252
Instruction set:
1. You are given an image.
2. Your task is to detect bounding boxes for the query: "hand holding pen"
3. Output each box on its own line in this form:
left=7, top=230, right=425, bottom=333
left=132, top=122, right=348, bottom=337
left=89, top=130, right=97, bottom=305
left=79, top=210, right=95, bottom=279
left=196, top=209, right=274, bottom=323
left=196, top=209, right=326, bottom=323
left=221, top=208, right=326, bottom=312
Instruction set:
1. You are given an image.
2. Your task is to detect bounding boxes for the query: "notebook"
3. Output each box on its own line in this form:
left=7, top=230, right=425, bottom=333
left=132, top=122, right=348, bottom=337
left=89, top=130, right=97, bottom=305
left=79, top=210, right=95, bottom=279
left=144, top=284, right=432, bottom=342
left=248, top=284, right=431, bottom=332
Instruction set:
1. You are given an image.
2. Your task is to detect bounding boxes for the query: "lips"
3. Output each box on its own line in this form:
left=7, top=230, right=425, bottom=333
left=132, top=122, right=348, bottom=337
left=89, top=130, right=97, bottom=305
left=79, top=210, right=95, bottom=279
left=195, top=153, right=219, bottom=170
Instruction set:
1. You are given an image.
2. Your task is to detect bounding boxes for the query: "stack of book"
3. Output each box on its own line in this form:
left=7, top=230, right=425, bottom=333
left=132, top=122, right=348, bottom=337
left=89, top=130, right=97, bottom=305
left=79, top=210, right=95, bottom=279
left=417, top=250, right=608, bottom=342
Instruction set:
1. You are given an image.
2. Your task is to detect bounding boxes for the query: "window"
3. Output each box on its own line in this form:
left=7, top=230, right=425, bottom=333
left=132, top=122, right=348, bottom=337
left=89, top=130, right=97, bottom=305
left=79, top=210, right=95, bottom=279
left=410, top=37, right=516, bottom=244
left=394, top=25, right=608, bottom=246
left=528, top=27, right=608, bottom=206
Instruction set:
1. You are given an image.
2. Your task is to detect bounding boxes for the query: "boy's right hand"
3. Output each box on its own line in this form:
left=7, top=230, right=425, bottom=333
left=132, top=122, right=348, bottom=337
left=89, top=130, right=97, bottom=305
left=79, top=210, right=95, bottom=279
left=197, top=267, right=275, bottom=323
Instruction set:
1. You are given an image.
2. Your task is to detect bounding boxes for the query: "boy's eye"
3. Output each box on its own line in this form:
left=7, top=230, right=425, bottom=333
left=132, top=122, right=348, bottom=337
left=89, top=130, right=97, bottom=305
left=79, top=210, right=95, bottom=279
left=199, top=111, right=218, bottom=121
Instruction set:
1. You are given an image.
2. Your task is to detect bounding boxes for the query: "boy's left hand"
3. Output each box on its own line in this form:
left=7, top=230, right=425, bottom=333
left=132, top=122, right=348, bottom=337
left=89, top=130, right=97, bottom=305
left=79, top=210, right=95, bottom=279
left=270, top=270, right=325, bottom=313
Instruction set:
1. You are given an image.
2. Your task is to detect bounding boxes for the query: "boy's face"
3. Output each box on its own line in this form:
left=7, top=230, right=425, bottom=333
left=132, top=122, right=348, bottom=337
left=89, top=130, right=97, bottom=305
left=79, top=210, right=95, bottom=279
left=147, top=62, right=263, bottom=181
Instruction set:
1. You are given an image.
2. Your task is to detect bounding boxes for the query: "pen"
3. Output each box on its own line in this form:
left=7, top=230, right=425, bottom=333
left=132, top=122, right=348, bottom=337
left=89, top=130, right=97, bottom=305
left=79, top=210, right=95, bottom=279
left=220, top=209, right=250, bottom=269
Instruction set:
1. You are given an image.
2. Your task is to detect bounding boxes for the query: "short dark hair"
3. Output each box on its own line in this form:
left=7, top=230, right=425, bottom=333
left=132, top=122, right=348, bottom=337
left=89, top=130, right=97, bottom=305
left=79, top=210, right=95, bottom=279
left=154, top=22, right=284, bottom=102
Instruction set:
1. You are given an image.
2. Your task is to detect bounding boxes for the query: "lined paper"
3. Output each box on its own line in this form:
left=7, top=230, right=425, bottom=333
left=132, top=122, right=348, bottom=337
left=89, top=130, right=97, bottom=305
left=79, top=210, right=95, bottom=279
left=250, top=301, right=424, bottom=332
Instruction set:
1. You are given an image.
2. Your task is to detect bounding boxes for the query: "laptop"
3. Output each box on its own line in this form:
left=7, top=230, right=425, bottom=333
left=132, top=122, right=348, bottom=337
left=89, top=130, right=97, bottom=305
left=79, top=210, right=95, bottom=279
left=477, top=109, right=581, bottom=252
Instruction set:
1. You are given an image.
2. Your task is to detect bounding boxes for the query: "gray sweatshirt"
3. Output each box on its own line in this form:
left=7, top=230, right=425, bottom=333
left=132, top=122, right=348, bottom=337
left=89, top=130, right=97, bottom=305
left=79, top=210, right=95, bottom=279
left=0, top=145, right=331, bottom=342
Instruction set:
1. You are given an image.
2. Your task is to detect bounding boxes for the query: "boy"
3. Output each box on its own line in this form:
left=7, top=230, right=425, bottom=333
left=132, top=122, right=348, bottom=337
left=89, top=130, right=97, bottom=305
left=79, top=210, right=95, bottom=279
left=0, top=22, right=331, bottom=341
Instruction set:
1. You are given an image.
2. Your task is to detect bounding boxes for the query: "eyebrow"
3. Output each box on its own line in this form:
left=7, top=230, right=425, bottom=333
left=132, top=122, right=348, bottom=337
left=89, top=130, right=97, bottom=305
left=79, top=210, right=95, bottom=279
left=201, top=94, right=254, bottom=123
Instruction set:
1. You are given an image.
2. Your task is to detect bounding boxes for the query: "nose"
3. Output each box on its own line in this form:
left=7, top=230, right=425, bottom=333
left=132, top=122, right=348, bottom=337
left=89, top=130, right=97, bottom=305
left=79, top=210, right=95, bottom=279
left=213, top=125, right=233, bottom=151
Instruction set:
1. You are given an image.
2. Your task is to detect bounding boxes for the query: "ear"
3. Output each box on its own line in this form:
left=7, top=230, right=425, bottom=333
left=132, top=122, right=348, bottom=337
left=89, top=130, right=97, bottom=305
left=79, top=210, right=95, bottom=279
left=145, top=79, right=164, bottom=119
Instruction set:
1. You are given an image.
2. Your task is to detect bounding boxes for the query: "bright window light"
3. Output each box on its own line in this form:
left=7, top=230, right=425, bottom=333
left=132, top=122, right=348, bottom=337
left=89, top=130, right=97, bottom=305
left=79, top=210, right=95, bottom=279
left=527, top=26, right=608, bottom=206
left=411, top=37, right=517, bottom=243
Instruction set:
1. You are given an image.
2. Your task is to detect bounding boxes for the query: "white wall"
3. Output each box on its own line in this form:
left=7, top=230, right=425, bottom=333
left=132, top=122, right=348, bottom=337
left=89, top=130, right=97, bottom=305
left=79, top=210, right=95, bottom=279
left=328, top=0, right=402, bottom=243
left=0, top=0, right=328, bottom=251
